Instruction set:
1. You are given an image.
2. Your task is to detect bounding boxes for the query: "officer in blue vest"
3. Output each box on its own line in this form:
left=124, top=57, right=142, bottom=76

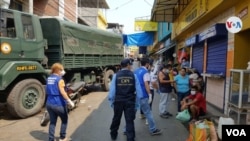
left=108, top=58, right=143, bottom=141
left=134, top=57, right=162, bottom=136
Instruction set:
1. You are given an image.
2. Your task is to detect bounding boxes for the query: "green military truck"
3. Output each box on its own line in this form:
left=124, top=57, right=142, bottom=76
left=0, top=8, right=123, bottom=118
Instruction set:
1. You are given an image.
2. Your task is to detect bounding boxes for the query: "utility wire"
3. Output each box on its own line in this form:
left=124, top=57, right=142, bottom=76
left=109, top=0, right=135, bottom=11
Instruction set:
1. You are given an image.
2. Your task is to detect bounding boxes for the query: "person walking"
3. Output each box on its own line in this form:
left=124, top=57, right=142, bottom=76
left=134, top=57, right=162, bottom=136
left=158, top=64, right=174, bottom=118
left=45, top=63, right=75, bottom=141
left=108, top=58, right=143, bottom=141
left=174, top=68, right=190, bottom=112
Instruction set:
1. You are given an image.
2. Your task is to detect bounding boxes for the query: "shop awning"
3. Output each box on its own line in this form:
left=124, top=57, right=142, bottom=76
left=151, top=0, right=178, bottom=22
left=153, top=42, right=176, bottom=55
left=151, top=0, right=189, bottom=22
left=78, top=0, right=109, bottom=9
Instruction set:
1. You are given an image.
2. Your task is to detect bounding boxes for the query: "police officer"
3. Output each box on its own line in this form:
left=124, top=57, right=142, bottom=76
left=108, top=58, right=143, bottom=141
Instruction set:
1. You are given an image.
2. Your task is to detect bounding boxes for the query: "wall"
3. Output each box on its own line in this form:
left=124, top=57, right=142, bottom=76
left=64, top=0, right=77, bottom=22
left=34, top=0, right=59, bottom=16
left=157, top=22, right=172, bottom=41
left=235, top=1, right=250, bottom=31
left=79, top=7, right=98, bottom=27
left=97, top=10, right=107, bottom=30
left=34, top=0, right=77, bottom=22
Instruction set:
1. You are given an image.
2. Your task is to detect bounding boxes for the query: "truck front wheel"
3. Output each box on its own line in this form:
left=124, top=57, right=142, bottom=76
left=103, top=69, right=114, bottom=91
left=7, top=79, right=45, bottom=118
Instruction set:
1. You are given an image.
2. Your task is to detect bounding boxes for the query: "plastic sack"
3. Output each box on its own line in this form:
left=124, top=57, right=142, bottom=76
left=186, top=120, right=212, bottom=141
left=217, top=117, right=234, bottom=140
left=176, top=109, right=191, bottom=122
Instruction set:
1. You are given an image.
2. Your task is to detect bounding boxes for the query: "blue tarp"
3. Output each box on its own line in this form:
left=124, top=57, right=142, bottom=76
left=123, top=32, right=154, bottom=46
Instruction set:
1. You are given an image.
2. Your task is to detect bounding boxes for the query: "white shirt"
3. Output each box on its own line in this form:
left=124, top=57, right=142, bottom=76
left=149, top=71, right=158, bottom=90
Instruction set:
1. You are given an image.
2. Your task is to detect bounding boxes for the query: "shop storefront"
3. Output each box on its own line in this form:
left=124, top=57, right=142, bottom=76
left=151, top=0, right=250, bottom=114
left=185, top=35, right=204, bottom=74
left=198, top=24, right=228, bottom=109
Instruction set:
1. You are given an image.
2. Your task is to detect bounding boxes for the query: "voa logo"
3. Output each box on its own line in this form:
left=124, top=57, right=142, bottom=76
left=226, top=129, right=246, bottom=136
left=226, top=16, right=243, bottom=33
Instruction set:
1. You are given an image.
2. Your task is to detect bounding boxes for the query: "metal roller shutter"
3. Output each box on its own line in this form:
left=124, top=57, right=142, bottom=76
left=207, top=39, right=227, bottom=75
left=192, top=45, right=204, bottom=73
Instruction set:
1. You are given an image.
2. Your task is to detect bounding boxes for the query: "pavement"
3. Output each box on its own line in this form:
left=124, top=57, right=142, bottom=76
left=0, top=91, right=189, bottom=141
left=69, top=91, right=189, bottom=141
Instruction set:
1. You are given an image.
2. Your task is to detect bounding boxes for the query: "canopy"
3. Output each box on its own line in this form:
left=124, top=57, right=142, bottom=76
left=123, top=32, right=154, bottom=46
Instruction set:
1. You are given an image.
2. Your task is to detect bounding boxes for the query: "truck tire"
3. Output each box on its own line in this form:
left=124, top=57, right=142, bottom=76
left=103, top=69, right=114, bottom=91
left=7, top=79, right=45, bottom=118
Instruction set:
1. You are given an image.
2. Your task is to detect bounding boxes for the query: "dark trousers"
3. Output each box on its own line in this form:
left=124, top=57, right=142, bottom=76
left=177, top=91, right=190, bottom=112
left=46, top=104, right=68, bottom=141
left=110, top=101, right=136, bottom=141
left=140, top=89, right=154, bottom=115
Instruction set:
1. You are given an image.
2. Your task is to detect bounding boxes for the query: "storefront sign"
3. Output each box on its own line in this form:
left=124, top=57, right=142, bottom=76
left=198, top=26, right=216, bottom=42
left=226, top=16, right=243, bottom=33
left=198, top=24, right=227, bottom=42
left=134, top=20, right=158, bottom=31
left=185, top=35, right=197, bottom=46
left=238, top=7, right=248, bottom=19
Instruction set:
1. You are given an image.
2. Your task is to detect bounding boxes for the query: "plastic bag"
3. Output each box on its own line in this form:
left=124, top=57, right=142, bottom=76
left=186, top=120, right=212, bottom=141
left=176, top=109, right=191, bottom=122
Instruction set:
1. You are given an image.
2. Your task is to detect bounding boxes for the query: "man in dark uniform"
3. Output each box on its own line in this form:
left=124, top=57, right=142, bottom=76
left=108, top=58, right=143, bottom=141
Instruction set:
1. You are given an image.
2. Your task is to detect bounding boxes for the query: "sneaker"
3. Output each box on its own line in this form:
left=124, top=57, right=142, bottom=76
left=151, top=129, right=162, bottom=135
left=140, top=114, right=145, bottom=119
left=165, top=112, right=173, bottom=117
left=111, top=135, right=117, bottom=140
left=160, top=114, right=168, bottom=118
left=59, top=138, right=72, bottom=141
left=145, top=119, right=148, bottom=125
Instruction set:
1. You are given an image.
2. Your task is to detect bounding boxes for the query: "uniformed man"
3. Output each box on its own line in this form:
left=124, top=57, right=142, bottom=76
left=108, top=58, right=143, bottom=141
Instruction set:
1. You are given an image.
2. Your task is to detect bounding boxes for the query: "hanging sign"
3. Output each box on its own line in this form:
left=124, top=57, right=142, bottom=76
left=225, top=16, right=243, bottom=33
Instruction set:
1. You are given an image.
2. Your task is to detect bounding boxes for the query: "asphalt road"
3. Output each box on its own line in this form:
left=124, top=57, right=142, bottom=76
left=0, top=92, right=189, bottom=141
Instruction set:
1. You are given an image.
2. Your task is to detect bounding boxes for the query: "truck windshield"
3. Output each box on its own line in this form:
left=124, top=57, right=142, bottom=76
left=0, top=10, right=16, bottom=38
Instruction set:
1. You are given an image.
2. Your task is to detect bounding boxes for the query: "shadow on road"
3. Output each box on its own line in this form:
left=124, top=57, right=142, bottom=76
left=69, top=92, right=189, bottom=141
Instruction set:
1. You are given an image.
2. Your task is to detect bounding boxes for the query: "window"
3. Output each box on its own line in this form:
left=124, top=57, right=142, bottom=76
left=0, top=10, right=16, bottom=38
left=21, top=15, right=35, bottom=39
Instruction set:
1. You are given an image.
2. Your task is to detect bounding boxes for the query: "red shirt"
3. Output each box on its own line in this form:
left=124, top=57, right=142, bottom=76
left=188, top=92, right=206, bottom=113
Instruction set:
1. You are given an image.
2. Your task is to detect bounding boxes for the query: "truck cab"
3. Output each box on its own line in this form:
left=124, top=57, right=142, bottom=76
left=0, top=8, right=48, bottom=118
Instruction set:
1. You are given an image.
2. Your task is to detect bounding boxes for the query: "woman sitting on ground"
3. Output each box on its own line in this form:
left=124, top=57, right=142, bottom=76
left=180, top=85, right=206, bottom=121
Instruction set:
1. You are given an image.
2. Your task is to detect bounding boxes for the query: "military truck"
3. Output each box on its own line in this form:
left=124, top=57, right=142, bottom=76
left=0, top=8, right=123, bottom=118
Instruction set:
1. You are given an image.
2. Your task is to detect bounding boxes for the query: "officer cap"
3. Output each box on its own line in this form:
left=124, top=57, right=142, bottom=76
left=121, top=58, right=133, bottom=67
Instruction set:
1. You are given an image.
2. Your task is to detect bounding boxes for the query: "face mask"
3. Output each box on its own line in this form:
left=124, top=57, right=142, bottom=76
left=151, top=67, right=154, bottom=72
left=165, top=69, right=169, bottom=73
left=191, top=90, right=196, bottom=95
left=60, top=70, right=66, bottom=76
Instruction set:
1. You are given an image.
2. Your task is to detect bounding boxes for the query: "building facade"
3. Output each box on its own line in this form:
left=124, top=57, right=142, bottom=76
left=152, top=0, right=250, bottom=114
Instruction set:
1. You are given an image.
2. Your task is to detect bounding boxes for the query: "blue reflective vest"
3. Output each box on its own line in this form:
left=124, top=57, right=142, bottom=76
left=46, top=74, right=66, bottom=106
left=134, top=67, right=149, bottom=98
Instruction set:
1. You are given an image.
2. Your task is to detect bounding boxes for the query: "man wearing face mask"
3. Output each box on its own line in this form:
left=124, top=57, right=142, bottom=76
left=46, top=63, right=75, bottom=141
left=180, top=85, right=206, bottom=121
left=158, top=64, right=174, bottom=118
left=134, top=57, right=162, bottom=136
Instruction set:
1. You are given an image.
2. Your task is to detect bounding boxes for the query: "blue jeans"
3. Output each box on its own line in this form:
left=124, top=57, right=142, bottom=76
left=140, top=89, right=154, bottom=114
left=140, top=98, right=156, bottom=133
left=46, top=104, right=68, bottom=141
left=177, top=91, right=190, bottom=112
